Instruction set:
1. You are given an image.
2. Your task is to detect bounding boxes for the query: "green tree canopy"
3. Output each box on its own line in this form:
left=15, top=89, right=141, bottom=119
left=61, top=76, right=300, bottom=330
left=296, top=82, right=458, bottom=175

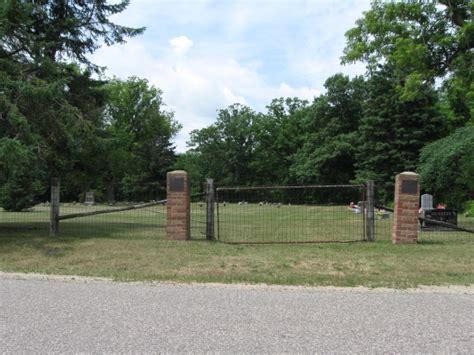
left=252, top=97, right=309, bottom=185
left=0, top=0, right=146, bottom=210
left=419, top=126, right=474, bottom=208
left=342, top=0, right=473, bottom=125
left=354, top=66, right=445, bottom=200
left=187, top=104, right=261, bottom=187
left=1, top=0, right=144, bottom=67
left=291, top=74, right=365, bottom=184
left=102, top=77, right=181, bottom=200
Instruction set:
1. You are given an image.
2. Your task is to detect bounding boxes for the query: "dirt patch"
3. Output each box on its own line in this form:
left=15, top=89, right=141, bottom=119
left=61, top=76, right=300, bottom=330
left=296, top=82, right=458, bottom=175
left=1, top=271, right=473, bottom=294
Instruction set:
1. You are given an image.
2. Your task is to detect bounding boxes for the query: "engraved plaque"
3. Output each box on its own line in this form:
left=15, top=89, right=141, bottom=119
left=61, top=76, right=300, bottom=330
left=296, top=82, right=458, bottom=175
left=401, top=180, right=418, bottom=194
left=169, top=176, right=185, bottom=192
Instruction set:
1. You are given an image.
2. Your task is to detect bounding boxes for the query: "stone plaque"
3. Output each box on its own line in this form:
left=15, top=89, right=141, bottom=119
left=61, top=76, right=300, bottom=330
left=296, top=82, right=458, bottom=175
left=169, top=176, right=185, bottom=192
left=421, top=194, right=433, bottom=210
left=401, top=180, right=418, bottom=194
left=422, top=209, right=458, bottom=231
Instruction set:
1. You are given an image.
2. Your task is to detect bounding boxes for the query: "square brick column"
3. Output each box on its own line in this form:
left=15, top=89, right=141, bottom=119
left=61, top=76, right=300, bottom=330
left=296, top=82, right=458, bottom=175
left=166, top=170, right=190, bottom=240
left=392, top=171, right=420, bottom=244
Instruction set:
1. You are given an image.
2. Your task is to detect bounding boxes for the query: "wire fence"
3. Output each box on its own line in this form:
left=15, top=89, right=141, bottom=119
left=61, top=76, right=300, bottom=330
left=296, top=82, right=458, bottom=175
left=57, top=182, right=167, bottom=239
left=190, top=192, right=207, bottom=240
left=373, top=199, right=474, bottom=243
left=2, top=178, right=471, bottom=244
left=371, top=214, right=474, bottom=243
left=0, top=203, right=50, bottom=238
left=216, top=184, right=367, bottom=243
left=0, top=182, right=168, bottom=240
left=0, top=183, right=209, bottom=241
left=418, top=200, right=474, bottom=243
left=58, top=202, right=167, bottom=240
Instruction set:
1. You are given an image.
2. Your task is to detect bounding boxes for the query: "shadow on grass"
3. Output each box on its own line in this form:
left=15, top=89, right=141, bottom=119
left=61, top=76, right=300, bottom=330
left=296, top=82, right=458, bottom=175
left=417, top=240, right=446, bottom=245
left=0, top=220, right=169, bottom=260
left=0, top=221, right=166, bottom=241
left=0, top=227, right=73, bottom=258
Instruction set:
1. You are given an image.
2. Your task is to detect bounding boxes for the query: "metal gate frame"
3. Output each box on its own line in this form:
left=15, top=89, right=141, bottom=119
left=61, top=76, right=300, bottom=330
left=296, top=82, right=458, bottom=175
left=214, top=182, right=375, bottom=244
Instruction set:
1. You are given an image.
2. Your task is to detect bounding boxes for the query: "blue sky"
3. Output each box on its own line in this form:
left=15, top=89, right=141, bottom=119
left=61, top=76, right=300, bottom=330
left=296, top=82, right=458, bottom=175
left=91, top=0, right=371, bottom=152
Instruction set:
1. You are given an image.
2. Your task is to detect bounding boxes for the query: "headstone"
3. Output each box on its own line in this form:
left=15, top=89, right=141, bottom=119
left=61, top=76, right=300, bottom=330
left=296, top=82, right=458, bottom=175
left=421, top=194, right=433, bottom=210
left=422, top=209, right=458, bottom=231
left=84, top=191, right=95, bottom=206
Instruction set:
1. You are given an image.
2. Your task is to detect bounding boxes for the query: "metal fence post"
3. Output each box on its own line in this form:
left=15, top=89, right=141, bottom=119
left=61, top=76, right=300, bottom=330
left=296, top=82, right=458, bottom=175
left=50, top=178, right=60, bottom=237
left=366, top=180, right=375, bottom=241
left=206, top=178, right=215, bottom=240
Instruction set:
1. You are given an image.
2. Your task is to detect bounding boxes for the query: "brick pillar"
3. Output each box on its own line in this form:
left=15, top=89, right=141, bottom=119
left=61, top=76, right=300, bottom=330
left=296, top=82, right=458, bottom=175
left=166, top=170, right=190, bottom=240
left=392, top=171, right=420, bottom=244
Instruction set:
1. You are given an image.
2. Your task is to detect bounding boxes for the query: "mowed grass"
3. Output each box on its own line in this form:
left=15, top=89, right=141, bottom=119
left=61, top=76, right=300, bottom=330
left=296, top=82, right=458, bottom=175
left=217, top=203, right=365, bottom=243
left=0, top=203, right=473, bottom=288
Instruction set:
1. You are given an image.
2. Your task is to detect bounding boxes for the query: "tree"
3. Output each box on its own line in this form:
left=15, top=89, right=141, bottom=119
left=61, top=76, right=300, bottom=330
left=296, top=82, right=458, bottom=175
left=342, top=0, right=473, bottom=126
left=0, top=138, right=44, bottom=211
left=291, top=74, right=365, bottom=184
left=251, top=97, right=309, bottom=185
left=354, top=66, right=445, bottom=200
left=173, top=151, right=206, bottom=193
left=0, top=0, right=144, bottom=209
left=0, top=58, right=107, bottom=207
left=102, top=77, right=181, bottom=201
left=419, top=126, right=474, bottom=208
left=187, top=104, right=261, bottom=187
left=1, top=0, right=144, bottom=67
left=343, top=0, right=472, bottom=201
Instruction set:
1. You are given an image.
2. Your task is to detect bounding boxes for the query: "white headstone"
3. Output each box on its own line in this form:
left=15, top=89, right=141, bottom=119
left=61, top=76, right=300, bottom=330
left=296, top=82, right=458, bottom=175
left=84, top=191, right=95, bottom=206
left=421, top=193, right=433, bottom=210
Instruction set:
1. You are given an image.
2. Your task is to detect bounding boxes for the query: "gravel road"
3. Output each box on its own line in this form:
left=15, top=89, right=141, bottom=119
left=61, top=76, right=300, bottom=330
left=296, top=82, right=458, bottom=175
left=1, top=275, right=473, bottom=353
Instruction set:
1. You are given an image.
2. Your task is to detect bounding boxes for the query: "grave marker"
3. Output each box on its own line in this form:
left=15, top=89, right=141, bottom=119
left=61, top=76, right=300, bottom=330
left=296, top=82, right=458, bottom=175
left=422, top=209, right=458, bottom=231
left=84, top=191, right=95, bottom=206
left=421, top=193, right=433, bottom=210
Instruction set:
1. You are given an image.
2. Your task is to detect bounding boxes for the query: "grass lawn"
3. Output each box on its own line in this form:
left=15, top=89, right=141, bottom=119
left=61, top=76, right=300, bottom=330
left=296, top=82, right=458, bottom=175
left=217, top=203, right=365, bottom=243
left=0, top=203, right=473, bottom=288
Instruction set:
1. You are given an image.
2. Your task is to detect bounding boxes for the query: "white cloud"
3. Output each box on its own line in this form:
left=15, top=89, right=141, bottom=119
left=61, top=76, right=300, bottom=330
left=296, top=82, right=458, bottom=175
left=221, top=87, right=247, bottom=106
left=169, top=36, right=194, bottom=55
left=91, top=0, right=372, bottom=152
left=92, top=39, right=321, bottom=152
left=275, top=83, right=320, bottom=101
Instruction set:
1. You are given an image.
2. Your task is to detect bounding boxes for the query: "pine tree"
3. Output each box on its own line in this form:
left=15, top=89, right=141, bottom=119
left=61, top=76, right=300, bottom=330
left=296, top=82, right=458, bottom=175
left=355, top=66, right=446, bottom=201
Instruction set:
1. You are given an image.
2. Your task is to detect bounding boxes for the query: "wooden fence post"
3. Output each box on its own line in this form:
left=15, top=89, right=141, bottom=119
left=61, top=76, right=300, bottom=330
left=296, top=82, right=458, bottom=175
left=206, top=178, right=215, bottom=240
left=366, top=180, right=375, bottom=241
left=50, top=178, right=60, bottom=237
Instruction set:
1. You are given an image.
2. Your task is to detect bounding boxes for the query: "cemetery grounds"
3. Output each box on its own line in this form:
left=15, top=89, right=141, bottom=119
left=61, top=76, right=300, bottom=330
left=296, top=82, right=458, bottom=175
left=0, top=202, right=473, bottom=288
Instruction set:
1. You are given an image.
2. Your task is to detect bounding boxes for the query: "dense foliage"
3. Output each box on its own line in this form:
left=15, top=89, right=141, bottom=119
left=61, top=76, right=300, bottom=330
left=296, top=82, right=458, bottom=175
left=179, top=0, right=473, bottom=206
left=0, top=1, right=177, bottom=210
left=101, top=77, right=180, bottom=201
left=1, top=0, right=472, bottom=210
left=419, top=126, right=474, bottom=208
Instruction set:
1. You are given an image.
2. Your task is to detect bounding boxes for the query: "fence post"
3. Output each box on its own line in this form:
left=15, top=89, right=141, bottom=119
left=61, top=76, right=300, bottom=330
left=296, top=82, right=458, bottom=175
left=366, top=180, right=375, bottom=241
left=50, top=178, right=60, bottom=237
left=206, top=178, right=215, bottom=240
